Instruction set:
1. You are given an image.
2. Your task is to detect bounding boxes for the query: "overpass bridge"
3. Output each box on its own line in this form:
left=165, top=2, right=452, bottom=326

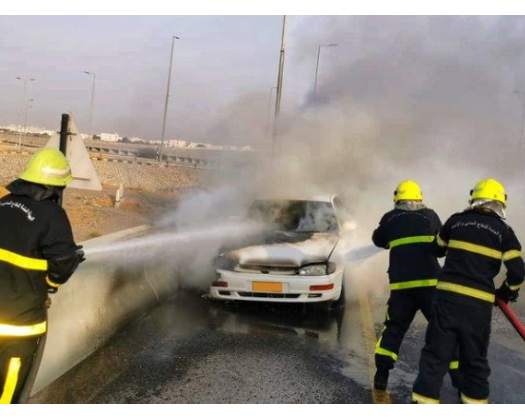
left=0, top=133, right=257, bottom=171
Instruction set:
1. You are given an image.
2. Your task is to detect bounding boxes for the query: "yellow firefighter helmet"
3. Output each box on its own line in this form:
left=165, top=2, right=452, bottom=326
left=19, top=148, right=72, bottom=187
left=470, top=178, right=507, bottom=207
left=393, top=180, right=423, bottom=202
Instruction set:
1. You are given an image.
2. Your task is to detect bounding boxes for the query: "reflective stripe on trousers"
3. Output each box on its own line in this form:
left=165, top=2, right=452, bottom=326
left=375, top=337, right=398, bottom=361
left=461, top=393, right=488, bottom=404
left=449, top=360, right=459, bottom=370
left=412, top=392, right=440, bottom=404
left=436, top=281, right=495, bottom=303
left=0, top=358, right=21, bottom=404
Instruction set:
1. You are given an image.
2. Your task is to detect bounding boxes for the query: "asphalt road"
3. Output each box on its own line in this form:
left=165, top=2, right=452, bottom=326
left=32, top=288, right=525, bottom=404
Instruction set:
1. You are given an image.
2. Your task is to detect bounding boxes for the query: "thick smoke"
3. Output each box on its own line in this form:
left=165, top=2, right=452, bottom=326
left=274, top=16, right=525, bottom=300
left=192, top=16, right=525, bottom=299
left=90, top=17, right=525, bottom=303
left=274, top=16, right=525, bottom=192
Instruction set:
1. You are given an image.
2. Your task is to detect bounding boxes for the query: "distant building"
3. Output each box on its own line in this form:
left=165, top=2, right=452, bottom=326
left=0, top=124, right=55, bottom=136
left=0, top=122, right=254, bottom=152
left=98, top=132, right=121, bottom=142
left=165, top=139, right=195, bottom=148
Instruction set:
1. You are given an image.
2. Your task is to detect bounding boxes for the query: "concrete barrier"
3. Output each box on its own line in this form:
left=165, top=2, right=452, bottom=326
left=30, top=224, right=179, bottom=396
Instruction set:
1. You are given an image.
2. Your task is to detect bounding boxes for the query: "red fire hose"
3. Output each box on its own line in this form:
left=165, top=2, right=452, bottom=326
left=495, top=298, right=525, bottom=341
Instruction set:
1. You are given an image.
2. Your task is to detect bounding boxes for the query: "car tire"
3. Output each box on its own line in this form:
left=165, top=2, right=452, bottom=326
left=332, top=282, right=346, bottom=312
left=314, top=283, right=345, bottom=314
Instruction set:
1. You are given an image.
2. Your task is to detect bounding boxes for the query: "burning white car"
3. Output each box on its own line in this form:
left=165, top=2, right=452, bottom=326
left=210, top=195, right=348, bottom=311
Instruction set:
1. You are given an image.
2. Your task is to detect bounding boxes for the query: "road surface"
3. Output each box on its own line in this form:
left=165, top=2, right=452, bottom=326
left=31, top=287, right=525, bottom=403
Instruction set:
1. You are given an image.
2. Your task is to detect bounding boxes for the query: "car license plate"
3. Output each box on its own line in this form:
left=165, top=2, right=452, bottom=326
left=252, top=281, right=283, bottom=293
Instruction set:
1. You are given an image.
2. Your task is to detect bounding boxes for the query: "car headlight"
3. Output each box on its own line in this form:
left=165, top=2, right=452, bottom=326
left=299, top=264, right=328, bottom=276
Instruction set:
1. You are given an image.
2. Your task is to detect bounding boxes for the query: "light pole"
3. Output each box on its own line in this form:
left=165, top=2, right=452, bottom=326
left=266, top=86, right=277, bottom=138
left=158, top=35, right=180, bottom=163
left=22, top=98, right=34, bottom=143
left=83, top=71, right=96, bottom=139
left=15, top=76, right=36, bottom=151
left=313, top=43, right=338, bottom=99
left=271, top=15, right=287, bottom=156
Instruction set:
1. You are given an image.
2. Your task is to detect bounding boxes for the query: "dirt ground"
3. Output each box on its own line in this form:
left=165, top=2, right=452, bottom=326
left=0, top=146, right=202, bottom=242
left=61, top=186, right=185, bottom=242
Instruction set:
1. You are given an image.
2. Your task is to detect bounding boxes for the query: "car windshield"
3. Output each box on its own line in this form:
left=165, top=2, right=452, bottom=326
left=248, top=199, right=338, bottom=233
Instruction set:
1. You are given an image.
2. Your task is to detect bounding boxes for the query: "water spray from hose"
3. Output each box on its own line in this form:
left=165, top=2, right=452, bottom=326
left=83, top=221, right=263, bottom=260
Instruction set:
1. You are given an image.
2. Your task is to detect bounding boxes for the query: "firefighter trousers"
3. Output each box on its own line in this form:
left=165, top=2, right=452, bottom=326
left=375, top=287, right=461, bottom=385
left=375, top=287, right=436, bottom=370
left=412, top=291, right=492, bottom=403
left=0, top=336, right=40, bottom=404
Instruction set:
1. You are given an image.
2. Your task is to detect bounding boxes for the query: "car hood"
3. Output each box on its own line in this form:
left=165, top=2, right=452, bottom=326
left=226, top=231, right=339, bottom=268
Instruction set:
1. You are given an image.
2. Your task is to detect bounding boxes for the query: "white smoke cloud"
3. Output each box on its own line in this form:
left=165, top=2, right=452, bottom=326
left=89, top=17, right=525, bottom=306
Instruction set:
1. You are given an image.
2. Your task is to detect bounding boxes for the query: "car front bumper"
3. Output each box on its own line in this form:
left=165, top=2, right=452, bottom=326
left=209, top=268, right=344, bottom=303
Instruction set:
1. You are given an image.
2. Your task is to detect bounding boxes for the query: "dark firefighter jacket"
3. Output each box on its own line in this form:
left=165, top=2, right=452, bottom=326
left=0, top=180, right=79, bottom=326
left=435, top=208, right=525, bottom=303
left=372, top=207, right=442, bottom=289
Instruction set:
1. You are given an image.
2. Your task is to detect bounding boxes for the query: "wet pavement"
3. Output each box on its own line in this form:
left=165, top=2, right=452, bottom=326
left=31, top=287, right=525, bottom=404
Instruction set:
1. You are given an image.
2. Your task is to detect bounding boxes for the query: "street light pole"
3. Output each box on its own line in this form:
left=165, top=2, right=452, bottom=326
left=271, top=15, right=287, bottom=157
left=83, top=71, right=96, bottom=139
left=266, top=86, right=277, bottom=138
left=314, top=45, right=321, bottom=98
left=313, top=43, right=338, bottom=99
left=15, top=76, right=35, bottom=151
left=158, top=35, right=180, bottom=163
left=22, top=98, right=34, bottom=144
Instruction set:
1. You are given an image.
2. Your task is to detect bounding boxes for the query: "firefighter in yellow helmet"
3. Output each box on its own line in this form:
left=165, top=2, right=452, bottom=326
left=412, top=178, right=524, bottom=404
left=0, top=148, right=84, bottom=403
left=372, top=180, right=454, bottom=390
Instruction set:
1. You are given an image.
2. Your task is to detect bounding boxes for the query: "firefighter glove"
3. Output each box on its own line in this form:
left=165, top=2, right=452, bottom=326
left=496, top=283, right=519, bottom=304
left=47, top=245, right=86, bottom=284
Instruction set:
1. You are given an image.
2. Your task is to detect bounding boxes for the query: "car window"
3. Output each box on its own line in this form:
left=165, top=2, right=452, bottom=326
left=248, top=200, right=338, bottom=233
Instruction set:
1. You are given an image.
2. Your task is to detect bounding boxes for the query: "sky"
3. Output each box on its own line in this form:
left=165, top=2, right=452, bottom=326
left=0, top=16, right=290, bottom=141
left=2, top=16, right=525, bottom=150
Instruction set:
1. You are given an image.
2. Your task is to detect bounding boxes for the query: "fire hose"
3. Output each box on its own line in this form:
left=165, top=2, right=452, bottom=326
left=495, top=298, right=525, bottom=341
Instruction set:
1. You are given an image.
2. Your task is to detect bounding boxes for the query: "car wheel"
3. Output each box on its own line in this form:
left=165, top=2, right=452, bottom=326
left=325, top=283, right=345, bottom=314
left=332, top=282, right=346, bottom=310
left=314, top=283, right=346, bottom=314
